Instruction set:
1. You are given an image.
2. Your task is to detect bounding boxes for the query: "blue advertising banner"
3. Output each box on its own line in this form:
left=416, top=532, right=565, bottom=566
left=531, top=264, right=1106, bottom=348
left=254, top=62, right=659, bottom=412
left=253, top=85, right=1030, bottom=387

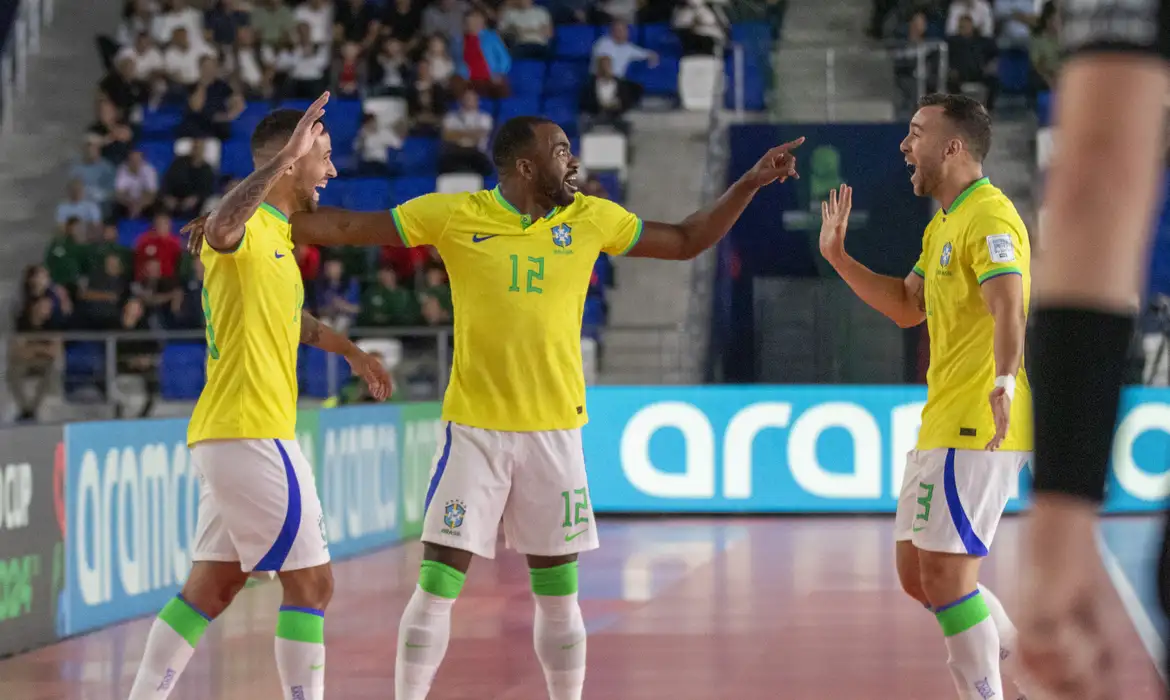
left=317, top=405, right=403, bottom=560
left=63, top=419, right=198, bottom=636
left=582, top=386, right=1170, bottom=514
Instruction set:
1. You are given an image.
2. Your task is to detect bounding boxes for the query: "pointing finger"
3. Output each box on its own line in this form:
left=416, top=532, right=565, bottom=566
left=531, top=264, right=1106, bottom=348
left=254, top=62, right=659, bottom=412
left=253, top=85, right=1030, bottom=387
left=776, top=137, right=805, bottom=152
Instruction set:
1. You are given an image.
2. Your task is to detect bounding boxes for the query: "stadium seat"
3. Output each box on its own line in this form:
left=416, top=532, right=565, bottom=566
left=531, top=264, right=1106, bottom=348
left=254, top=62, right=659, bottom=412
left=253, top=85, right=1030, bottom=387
left=138, top=139, right=177, bottom=176
left=730, top=22, right=773, bottom=48
left=300, top=346, right=352, bottom=398
left=340, top=177, right=391, bottom=211
left=627, top=57, right=681, bottom=98
left=363, top=96, right=408, bottom=131
left=542, top=96, right=580, bottom=135
left=638, top=23, right=682, bottom=58
left=174, top=137, right=222, bottom=170
left=509, top=61, right=548, bottom=97
left=64, top=342, right=105, bottom=397
left=544, top=60, right=590, bottom=97
left=679, top=55, right=720, bottom=111
left=159, top=343, right=207, bottom=400
left=436, top=172, right=484, bottom=194
left=390, top=137, right=440, bottom=174
left=997, top=48, right=1031, bottom=94
left=391, top=175, right=439, bottom=205
left=1036, top=90, right=1053, bottom=127
left=318, top=178, right=346, bottom=207
left=117, top=217, right=152, bottom=247
left=323, top=98, right=365, bottom=164
left=580, top=131, right=627, bottom=182
left=592, top=171, right=623, bottom=203
left=356, top=338, right=403, bottom=372
left=723, top=54, right=767, bottom=112
left=219, top=138, right=253, bottom=178
left=232, top=101, right=272, bottom=139
left=496, top=96, right=541, bottom=124
left=139, top=104, right=185, bottom=138
left=554, top=24, right=597, bottom=60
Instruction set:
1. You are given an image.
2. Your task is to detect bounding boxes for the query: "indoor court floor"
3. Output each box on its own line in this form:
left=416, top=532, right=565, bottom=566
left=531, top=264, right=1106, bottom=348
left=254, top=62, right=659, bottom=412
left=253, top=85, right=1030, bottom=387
left=2, top=516, right=1166, bottom=699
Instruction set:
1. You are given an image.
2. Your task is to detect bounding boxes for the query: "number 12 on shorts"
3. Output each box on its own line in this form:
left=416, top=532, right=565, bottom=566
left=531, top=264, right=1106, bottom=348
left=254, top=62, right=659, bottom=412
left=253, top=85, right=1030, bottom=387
left=560, top=488, right=590, bottom=538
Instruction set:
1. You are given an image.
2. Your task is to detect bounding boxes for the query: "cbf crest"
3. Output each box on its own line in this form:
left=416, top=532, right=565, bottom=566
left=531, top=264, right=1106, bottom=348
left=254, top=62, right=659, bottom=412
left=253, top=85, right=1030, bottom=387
left=551, top=224, right=574, bottom=254
left=940, top=241, right=952, bottom=267
left=441, top=500, right=466, bottom=537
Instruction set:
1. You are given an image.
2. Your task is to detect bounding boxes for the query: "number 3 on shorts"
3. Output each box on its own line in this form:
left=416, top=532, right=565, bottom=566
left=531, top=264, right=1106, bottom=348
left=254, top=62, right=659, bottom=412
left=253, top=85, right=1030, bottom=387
left=560, top=487, right=590, bottom=528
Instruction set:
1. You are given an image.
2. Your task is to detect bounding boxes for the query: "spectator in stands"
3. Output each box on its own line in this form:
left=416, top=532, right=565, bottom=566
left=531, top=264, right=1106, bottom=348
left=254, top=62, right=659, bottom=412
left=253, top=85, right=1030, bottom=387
left=82, top=223, right=133, bottom=276
left=946, top=0, right=993, bottom=37
left=946, top=14, right=999, bottom=110
left=439, top=90, right=494, bottom=176
left=408, top=59, right=450, bottom=136
left=76, top=252, right=131, bottom=330
left=69, top=137, right=117, bottom=208
left=892, top=12, right=940, bottom=115
left=360, top=266, right=423, bottom=326
left=251, top=0, right=297, bottom=46
left=134, top=258, right=181, bottom=328
left=171, top=258, right=206, bottom=329
left=383, top=0, right=424, bottom=53
left=423, top=35, right=456, bottom=86
left=9, top=289, right=64, bottom=422
left=227, top=25, right=279, bottom=100
left=498, top=0, right=554, bottom=60
left=134, top=211, right=183, bottom=281
left=580, top=54, right=637, bottom=134
left=380, top=242, right=430, bottom=285
left=98, top=0, right=157, bottom=68
left=355, top=112, right=404, bottom=174
left=369, top=37, right=411, bottom=96
left=547, top=0, right=589, bottom=24
left=44, top=217, right=88, bottom=291
left=288, top=21, right=332, bottom=98
left=115, top=296, right=160, bottom=418
left=114, top=150, right=160, bottom=221
left=672, top=0, right=729, bottom=56
left=993, top=0, right=1036, bottom=47
left=451, top=9, right=512, bottom=98
left=423, top=0, right=469, bottom=44
left=161, top=140, right=216, bottom=219
left=335, top=0, right=382, bottom=50
left=155, top=0, right=205, bottom=49
left=100, top=53, right=147, bottom=117
left=56, top=180, right=103, bottom=235
left=1029, top=0, right=1059, bottom=94
left=117, top=32, right=166, bottom=82
left=87, top=95, right=135, bottom=164
left=594, top=0, right=638, bottom=24
left=182, top=55, right=245, bottom=139
left=592, top=22, right=658, bottom=80
left=316, top=258, right=361, bottom=331
left=204, top=0, right=250, bottom=50
left=296, top=0, right=335, bottom=46
left=164, top=26, right=214, bottom=91
left=419, top=263, right=453, bottom=325
left=335, top=41, right=368, bottom=96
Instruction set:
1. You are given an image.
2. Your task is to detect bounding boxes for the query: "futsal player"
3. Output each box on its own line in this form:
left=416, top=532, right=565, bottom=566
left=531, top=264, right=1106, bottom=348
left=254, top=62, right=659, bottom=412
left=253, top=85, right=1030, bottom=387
left=1016, top=3, right=1170, bottom=698
left=818, top=93, right=1032, bottom=699
left=126, top=94, right=390, bottom=700
left=187, top=116, right=803, bottom=699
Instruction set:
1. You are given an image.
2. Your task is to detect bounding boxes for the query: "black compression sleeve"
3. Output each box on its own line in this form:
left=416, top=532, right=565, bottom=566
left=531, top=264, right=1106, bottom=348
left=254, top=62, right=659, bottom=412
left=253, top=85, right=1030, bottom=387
left=1028, top=307, right=1135, bottom=504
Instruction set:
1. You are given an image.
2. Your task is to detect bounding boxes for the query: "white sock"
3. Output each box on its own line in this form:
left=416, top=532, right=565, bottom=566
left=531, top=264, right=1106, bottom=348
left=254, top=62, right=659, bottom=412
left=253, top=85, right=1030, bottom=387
left=980, top=584, right=1029, bottom=698
left=533, top=593, right=587, bottom=700
left=127, top=596, right=211, bottom=700
left=936, top=590, right=1004, bottom=700
left=396, top=585, right=456, bottom=700
left=275, top=607, right=326, bottom=700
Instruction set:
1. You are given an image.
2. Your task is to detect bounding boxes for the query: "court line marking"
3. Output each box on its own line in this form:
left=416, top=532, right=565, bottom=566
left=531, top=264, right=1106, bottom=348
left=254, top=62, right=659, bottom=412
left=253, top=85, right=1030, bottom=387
left=1098, top=531, right=1167, bottom=684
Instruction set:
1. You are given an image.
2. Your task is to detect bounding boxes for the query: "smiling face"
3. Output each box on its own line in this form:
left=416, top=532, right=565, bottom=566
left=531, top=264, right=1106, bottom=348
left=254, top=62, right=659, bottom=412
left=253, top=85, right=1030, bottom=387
left=288, top=131, right=336, bottom=212
left=529, top=122, right=580, bottom=207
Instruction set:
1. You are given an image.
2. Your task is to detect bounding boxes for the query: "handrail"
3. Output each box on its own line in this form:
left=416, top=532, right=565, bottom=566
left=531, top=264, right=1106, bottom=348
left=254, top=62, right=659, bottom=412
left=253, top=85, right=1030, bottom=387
left=0, top=0, right=53, bottom=136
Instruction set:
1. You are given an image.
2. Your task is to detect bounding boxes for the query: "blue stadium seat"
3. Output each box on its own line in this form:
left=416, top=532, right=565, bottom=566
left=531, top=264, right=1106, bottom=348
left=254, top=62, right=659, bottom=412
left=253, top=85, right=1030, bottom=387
left=541, top=96, right=579, bottom=136
left=582, top=295, right=606, bottom=328
left=323, top=98, right=365, bottom=164
left=998, top=48, right=1031, bottom=94
left=300, top=346, right=352, bottom=398
left=220, top=138, right=253, bottom=178
left=730, top=22, right=773, bottom=47
left=554, top=24, right=598, bottom=60
left=340, top=177, right=391, bottom=211
left=232, top=101, right=272, bottom=140
left=592, top=171, right=622, bottom=203
left=496, top=96, right=541, bottom=124
left=627, top=57, right=681, bottom=97
left=544, top=60, right=590, bottom=97
left=391, top=176, right=438, bottom=205
left=159, top=342, right=207, bottom=400
left=1036, top=91, right=1053, bottom=127
left=64, top=342, right=105, bottom=396
left=593, top=253, right=613, bottom=287
left=390, top=137, right=440, bottom=174
left=724, top=55, right=767, bottom=111
left=638, top=23, right=682, bottom=58
left=510, top=60, right=548, bottom=97
left=318, top=179, right=346, bottom=207
left=117, top=218, right=152, bottom=247
left=278, top=98, right=314, bottom=112
left=140, top=104, right=184, bottom=138
left=139, top=139, right=176, bottom=177
left=484, top=174, right=499, bottom=190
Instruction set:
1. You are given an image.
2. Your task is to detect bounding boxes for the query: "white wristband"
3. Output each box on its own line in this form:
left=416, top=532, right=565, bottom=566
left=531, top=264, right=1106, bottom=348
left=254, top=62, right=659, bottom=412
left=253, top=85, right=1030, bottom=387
left=994, top=375, right=1016, bottom=400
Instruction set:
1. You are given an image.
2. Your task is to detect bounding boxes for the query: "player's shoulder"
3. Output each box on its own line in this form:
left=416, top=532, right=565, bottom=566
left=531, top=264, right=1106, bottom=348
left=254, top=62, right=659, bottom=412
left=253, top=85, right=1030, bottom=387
left=568, top=192, right=633, bottom=220
left=399, top=190, right=481, bottom=213
left=965, top=184, right=1027, bottom=232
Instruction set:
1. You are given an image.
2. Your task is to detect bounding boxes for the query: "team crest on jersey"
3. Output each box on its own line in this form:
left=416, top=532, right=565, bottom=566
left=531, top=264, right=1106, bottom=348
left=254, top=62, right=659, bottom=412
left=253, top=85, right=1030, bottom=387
left=551, top=224, right=574, bottom=254
left=940, top=242, right=952, bottom=267
left=442, top=500, right=466, bottom=535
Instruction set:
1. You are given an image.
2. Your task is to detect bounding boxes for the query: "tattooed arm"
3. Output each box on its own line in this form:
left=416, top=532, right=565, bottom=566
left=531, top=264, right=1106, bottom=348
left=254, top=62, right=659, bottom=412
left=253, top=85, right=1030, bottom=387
left=203, top=153, right=298, bottom=252
left=300, top=311, right=393, bottom=400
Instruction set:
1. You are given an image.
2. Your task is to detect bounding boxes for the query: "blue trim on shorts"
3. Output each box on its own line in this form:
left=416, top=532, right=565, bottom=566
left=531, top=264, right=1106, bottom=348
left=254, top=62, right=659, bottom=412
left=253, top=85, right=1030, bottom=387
left=943, top=448, right=989, bottom=557
left=254, top=440, right=302, bottom=572
left=933, top=589, right=981, bottom=613
left=423, top=422, right=454, bottom=516
left=279, top=605, right=325, bottom=617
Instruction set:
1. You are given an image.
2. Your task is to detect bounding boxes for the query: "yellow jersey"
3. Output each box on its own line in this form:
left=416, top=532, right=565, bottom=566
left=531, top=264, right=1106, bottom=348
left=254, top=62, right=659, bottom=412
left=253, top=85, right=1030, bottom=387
left=391, top=187, right=642, bottom=431
left=912, top=177, right=1033, bottom=452
left=188, top=203, right=305, bottom=445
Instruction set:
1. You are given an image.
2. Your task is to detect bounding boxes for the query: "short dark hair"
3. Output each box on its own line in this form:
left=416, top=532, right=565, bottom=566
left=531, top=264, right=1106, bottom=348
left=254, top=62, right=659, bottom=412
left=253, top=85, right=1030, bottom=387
left=491, top=116, right=557, bottom=171
left=917, top=93, right=992, bottom=162
left=251, top=108, right=328, bottom=156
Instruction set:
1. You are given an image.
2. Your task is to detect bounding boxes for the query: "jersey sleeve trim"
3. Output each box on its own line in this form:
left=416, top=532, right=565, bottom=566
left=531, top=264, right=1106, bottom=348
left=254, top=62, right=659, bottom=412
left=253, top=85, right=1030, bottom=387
left=912, top=265, right=925, bottom=277
left=616, top=218, right=644, bottom=256
left=977, top=267, right=1022, bottom=284
left=390, top=207, right=412, bottom=247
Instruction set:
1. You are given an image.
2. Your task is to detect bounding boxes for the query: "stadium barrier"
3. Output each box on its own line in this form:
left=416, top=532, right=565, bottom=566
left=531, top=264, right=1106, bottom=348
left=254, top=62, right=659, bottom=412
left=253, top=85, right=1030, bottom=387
left=1, top=0, right=54, bottom=136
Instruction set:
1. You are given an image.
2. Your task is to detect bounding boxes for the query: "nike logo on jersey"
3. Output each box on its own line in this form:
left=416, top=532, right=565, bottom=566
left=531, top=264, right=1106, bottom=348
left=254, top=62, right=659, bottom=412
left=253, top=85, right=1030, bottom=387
left=472, top=234, right=498, bottom=243
left=275, top=251, right=286, bottom=259
left=564, top=529, right=589, bottom=542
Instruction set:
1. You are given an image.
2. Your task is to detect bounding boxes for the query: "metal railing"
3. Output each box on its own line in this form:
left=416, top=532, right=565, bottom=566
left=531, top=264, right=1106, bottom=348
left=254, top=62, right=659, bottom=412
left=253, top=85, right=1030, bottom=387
left=1, top=0, right=54, bottom=136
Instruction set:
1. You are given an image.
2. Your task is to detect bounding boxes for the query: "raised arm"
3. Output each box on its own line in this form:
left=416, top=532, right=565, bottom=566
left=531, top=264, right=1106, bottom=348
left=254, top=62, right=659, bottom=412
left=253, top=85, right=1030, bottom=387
left=300, top=310, right=392, bottom=400
left=624, top=139, right=804, bottom=260
left=818, top=184, right=926, bottom=328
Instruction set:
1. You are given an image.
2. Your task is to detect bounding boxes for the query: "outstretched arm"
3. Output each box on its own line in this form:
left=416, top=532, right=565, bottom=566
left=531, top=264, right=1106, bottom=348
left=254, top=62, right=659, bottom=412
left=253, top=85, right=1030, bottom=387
left=625, top=139, right=804, bottom=260
left=300, top=311, right=392, bottom=400
left=288, top=208, right=404, bottom=247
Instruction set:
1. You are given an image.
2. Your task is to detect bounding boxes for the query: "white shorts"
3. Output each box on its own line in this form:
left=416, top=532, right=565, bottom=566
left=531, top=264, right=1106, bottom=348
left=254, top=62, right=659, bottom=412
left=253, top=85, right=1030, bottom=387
left=191, top=438, right=331, bottom=573
left=893, top=447, right=1030, bottom=556
left=420, top=421, right=600, bottom=560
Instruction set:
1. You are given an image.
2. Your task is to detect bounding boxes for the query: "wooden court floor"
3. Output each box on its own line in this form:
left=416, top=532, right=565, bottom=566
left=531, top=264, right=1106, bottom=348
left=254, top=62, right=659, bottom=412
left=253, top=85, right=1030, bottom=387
left=1, top=517, right=1163, bottom=700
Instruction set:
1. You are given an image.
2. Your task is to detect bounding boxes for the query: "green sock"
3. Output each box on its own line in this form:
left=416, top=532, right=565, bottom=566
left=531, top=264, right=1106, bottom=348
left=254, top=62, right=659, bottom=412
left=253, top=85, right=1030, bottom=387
left=159, top=595, right=211, bottom=647
left=418, top=560, right=466, bottom=599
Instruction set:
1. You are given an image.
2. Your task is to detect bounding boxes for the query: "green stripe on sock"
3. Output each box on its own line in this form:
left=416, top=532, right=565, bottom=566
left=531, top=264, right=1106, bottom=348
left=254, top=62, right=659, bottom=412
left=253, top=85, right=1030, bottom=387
left=158, top=597, right=210, bottom=647
left=935, top=592, right=991, bottom=637
left=530, top=562, right=579, bottom=597
left=276, top=609, right=325, bottom=644
left=418, top=560, right=466, bottom=599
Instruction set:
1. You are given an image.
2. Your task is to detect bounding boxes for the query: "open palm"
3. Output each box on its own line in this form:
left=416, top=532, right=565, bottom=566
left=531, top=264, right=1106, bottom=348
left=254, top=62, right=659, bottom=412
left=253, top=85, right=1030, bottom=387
left=280, top=92, right=330, bottom=161
left=819, top=184, right=852, bottom=263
